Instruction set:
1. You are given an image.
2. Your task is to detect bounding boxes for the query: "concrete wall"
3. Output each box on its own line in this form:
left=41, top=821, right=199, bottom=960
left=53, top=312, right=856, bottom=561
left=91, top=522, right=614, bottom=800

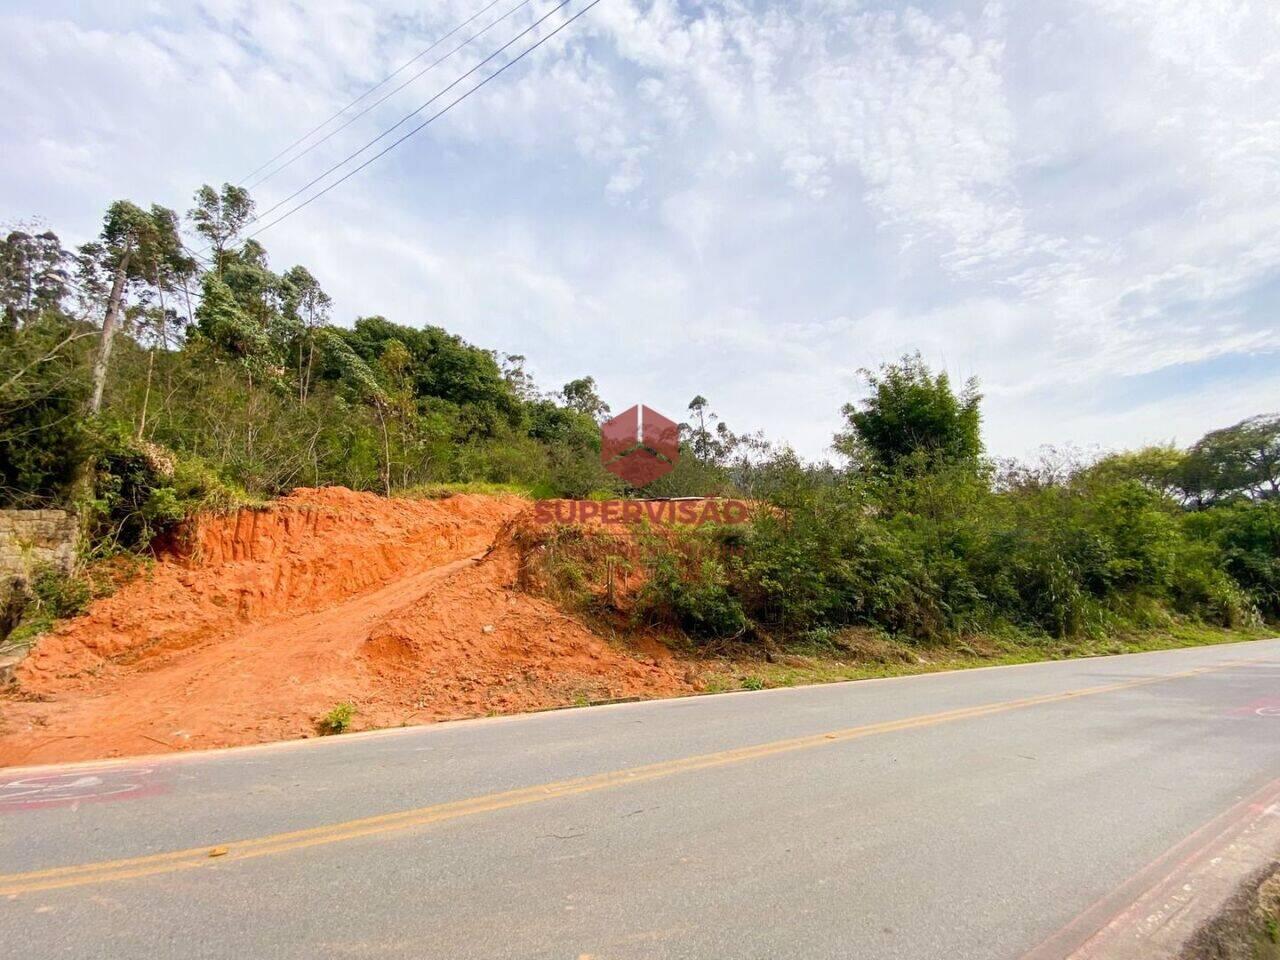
left=0, top=509, right=77, bottom=582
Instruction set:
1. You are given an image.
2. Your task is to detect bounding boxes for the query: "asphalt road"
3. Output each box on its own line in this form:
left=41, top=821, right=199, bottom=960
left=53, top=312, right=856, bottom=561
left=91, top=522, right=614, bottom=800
left=3, top=638, right=1280, bottom=959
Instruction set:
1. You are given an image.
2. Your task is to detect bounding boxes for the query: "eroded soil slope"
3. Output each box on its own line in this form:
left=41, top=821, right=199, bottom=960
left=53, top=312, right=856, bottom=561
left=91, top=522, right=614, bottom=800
left=0, top=489, right=692, bottom=767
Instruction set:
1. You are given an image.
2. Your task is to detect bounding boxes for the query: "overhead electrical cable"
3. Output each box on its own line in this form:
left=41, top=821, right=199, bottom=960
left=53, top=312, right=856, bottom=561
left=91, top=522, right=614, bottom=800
left=245, top=0, right=604, bottom=241
left=236, top=0, right=510, bottom=186
left=243, top=0, right=581, bottom=234
left=242, top=0, right=535, bottom=192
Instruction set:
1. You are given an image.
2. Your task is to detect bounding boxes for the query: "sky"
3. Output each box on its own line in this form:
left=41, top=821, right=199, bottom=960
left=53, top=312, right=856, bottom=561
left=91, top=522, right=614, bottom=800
left=2, top=0, right=1277, bottom=462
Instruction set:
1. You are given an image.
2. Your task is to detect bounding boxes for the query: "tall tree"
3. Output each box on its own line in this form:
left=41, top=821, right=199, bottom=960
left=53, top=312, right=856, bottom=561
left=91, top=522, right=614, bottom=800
left=1185, top=414, right=1280, bottom=503
left=561, top=376, right=610, bottom=421
left=134, top=206, right=197, bottom=438
left=0, top=229, right=71, bottom=328
left=319, top=328, right=392, bottom=495
left=836, top=352, right=982, bottom=473
left=188, top=183, right=254, bottom=277
left=280, top=265, right=331, bottom=402
left=84, top=201, right=183, bottom=415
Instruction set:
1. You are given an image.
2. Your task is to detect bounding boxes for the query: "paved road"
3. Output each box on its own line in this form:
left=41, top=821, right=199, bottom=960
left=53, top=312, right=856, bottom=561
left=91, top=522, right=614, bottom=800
left=3, top=639, right=1280, bottom=959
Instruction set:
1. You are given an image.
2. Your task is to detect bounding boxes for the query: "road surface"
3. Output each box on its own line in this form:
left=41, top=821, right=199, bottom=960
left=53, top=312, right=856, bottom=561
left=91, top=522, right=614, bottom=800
left=3, top=639, right=1280, bottom=959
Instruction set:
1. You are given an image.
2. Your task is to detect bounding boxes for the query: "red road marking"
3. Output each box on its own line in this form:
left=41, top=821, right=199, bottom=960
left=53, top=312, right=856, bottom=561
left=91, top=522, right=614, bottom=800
left=1227, top=697, right=1280, bottom=717
left=1021, top=777, right=1280, bottom=959
left=0, top=768, right=167, bottom=812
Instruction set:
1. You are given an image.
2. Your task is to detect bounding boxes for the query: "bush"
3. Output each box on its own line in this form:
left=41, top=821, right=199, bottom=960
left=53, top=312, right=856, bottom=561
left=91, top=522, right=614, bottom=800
left=318, top=702, right=355, bottom=735
left=1184, top=501, right=1280, bottom=618
left=1, top=563, right=95, bottom=651
left=638, top=532, right=748, bottom=640
left=85, top=425, right=243, bottom=553
left=30, top=563, right=92, bottom=619
left=615, top=449, right=1278, bottom=649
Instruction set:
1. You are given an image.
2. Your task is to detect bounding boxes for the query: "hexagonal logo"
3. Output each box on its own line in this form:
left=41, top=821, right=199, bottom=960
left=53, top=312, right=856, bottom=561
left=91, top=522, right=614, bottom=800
left=601, top=404, right=679, bottom=486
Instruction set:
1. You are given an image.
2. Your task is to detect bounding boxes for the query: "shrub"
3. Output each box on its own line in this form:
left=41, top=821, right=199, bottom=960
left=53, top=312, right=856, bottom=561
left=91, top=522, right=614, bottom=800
left=318, top=702, right=355, bottom=735
left=29, top=564, right=92, bottom=619
left=1186, top=501, right=1280, bottom=619
left=638, top=533, right=748, bottom=640
left=1, top=563, right=96, bottom=651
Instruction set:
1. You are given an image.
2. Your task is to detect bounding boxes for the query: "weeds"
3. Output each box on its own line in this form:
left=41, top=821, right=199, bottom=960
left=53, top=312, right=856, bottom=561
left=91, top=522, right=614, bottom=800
left=1, top=563, right=108, bottom=654
left=317, top=702, right=355, bottom=735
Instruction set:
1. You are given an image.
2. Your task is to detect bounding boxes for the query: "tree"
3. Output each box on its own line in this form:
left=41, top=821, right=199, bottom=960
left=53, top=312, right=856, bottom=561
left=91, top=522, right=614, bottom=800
left=133, top=206, right=197, bottom=439
left=336, top=316, right=520, bottom=435
left=280, top=265, right=331, bottom=403
left=500, top=354, right=539, bottom=402
left=560, top=376, right=610, bottom=422
left=193, top=274, right=278, bottom=379
left=84, top=201, right=184, bottom=415
left=318, top=328, right=392, bottom=495
left=1085, top=446, right=1188, bottom=502
left=686, top=395, right=714, bottom=461
left=188, top=183, right=254, bottom=276
left=836, top=353, right=982, bottom=472
left=1184, top=415, right=1280, bottom=503
left=0, top=229, right=71, bottom=328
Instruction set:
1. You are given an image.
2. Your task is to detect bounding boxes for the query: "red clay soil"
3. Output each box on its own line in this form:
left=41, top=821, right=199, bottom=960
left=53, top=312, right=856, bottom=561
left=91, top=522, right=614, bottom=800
left=0, top=489, right=693, bottom=767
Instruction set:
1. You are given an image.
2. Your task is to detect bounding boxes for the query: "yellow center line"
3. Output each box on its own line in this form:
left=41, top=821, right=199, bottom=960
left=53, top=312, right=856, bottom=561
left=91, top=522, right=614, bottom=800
left=0, top=660, right=1250, bottom=896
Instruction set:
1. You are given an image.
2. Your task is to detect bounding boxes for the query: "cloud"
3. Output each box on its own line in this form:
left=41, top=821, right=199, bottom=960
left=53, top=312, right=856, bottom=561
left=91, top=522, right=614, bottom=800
left=1, top=0, right=1277, bottom=461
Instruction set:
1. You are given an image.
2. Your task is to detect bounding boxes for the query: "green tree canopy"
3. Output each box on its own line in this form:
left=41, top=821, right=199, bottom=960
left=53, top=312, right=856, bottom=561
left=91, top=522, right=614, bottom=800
left=837, top=353, right=982, bottom=473
left=1184, top=414, right=1280, bottom=504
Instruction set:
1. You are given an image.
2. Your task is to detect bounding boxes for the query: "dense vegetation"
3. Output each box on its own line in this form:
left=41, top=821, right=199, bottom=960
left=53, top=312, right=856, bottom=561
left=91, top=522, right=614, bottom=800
left=1, top=185, right=619, bottom=552
left=623, top=358, right=1279, bottom=645
left=2, top=184, right=1277, bottom=652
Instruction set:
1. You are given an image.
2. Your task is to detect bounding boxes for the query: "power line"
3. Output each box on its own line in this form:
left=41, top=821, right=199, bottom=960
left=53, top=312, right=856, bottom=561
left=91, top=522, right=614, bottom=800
left=236, top=0, right=509, bottom=186
left=246, top=0, right=604, bottom=242
left=245, top=0, right=577, bottom=234
left=243, top=0, right=534, bottom=193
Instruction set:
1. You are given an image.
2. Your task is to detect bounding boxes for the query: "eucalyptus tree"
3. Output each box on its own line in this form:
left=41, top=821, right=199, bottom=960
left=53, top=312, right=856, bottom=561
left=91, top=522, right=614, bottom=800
left=83, top=201, right=186, bottom=415
left=560, top=376, right=610, bottom=422
left=188, top=183, right=254, bottom=277
left=0, top=229, right=71, bottom=328
left=280, top=265, right=331, bottom=403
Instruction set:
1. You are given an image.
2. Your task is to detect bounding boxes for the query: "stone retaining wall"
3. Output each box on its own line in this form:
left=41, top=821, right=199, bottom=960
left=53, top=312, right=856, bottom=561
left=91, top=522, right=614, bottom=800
left=0, top=509, right=77, bottom=581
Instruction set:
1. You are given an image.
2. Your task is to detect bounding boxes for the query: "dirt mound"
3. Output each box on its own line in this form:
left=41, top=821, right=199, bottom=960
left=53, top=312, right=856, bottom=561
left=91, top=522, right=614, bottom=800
left=0, top=490, right=693, bottom=767
left=17, top=488, right=520, bottom=682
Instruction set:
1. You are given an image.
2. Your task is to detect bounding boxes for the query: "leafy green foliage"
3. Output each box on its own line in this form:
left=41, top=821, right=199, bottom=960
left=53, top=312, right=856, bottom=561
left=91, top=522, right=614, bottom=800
left=1184, top=414, right=1280, bottom=504
left=637, top=527, right=748, bottom=640
left=1, top=189, right=1276, bottom=659
left=1, top=563, right=102, bottom=653
left=837, top=352, right=982, bottom=472
left=622, top=419, right=1274, bottom=644
left=0, top=313, right=94, bottom=505
left=318, top=702, right=355, bottom=735
left=1, top=185, right=623, bottom=528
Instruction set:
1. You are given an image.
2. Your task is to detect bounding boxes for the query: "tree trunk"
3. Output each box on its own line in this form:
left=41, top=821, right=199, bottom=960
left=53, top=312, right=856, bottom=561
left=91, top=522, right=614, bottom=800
left=303, top=335, right=316, bottom=404
left=89, top=248, right=130, bottom=415
left=137, top=347, right=155, bottom=441
left=376, top=403, right=392, bottom=497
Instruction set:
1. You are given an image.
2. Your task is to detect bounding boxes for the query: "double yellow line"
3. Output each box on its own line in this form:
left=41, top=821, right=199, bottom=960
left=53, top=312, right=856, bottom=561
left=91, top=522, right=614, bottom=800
left=0, top=661, right=1244, bottom=896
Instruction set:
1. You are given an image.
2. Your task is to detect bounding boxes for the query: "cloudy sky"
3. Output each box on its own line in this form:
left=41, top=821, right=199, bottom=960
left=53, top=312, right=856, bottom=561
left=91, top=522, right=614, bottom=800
left=2, top=0, right=1277, bottom=460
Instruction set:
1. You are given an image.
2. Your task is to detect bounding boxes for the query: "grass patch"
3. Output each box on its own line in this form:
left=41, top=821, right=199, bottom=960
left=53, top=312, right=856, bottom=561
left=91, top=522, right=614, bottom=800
left=703, top=622, right=1274, bottom=693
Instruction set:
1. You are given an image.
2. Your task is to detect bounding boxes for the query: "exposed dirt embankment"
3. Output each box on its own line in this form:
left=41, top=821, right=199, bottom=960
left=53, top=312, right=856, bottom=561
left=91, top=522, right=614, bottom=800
left=0, top=490, right=694, bottom=767
left=18, top=487, right=519, bottom=678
